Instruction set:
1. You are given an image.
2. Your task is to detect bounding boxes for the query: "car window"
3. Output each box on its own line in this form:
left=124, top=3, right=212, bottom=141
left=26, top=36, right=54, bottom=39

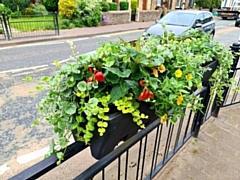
left=158, top=12, right=196, bottom=26
left=195, top=13, right=204, bottom=24
left=203, top=13, right=213, bottom=24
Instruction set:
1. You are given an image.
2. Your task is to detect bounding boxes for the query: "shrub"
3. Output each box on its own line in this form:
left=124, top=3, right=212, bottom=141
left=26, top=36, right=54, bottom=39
left=60, top=18, right=70, bottom=29
left=108, top=2, right=117, bottom=11
left=58, top=0, right=76, bottom=19
left=120, top=1, right=129, bottom=10
left=75, top=0, right=102, bottom=27
left=43, top=0, right=59, bottom=12
left=0, top=3, right=12, bottom=15
left=2, top=0, right=30, bottom=12
left=131, top=0, right=137, bottom=14
left=32, top=3, right=48, bottom=16
left=23, top=6, right=35, bottom=15
left=100, top=1, right=109, bottom=12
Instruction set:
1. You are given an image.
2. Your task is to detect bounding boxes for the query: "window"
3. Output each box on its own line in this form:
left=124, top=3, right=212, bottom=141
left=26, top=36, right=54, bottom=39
left=196, top=13, right=204, bottom=24
left=203, top=13, right=213, bottom=24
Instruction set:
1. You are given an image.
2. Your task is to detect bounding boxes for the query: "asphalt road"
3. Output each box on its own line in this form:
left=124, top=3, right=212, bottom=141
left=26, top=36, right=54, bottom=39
left=0, top=19, right=239, bottom=179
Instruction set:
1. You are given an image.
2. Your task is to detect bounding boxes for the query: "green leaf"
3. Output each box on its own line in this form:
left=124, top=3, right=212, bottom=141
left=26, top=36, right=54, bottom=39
left=35, top=85, right=43, bottom=91
left=66, top=77, right=76, bottom=87
left=105, top=71, right=120, bottom=84
left=64, top=103, right=77, bottom=115
left=40, top=76, right=50, bottom=83
left=31, top=119, right=40, bottom=128
left=88, top=98, right=99, bottom=106
left=104, top=56, right=115, bottom=67
left=149, top=77, right=158, bottom=90
left=54, top=60, right=60, bottom=68
left=62, top=89, right=72, bottom=97
left=110, top=85, right=125, bottom=103
left=22, top=76, right=32, bottom=82
left=105, top=67, right=131, bottom=78
left=147, top=56, right=164, bottom=67
left=124, top=80, right=140, bottom=94
left=77, top=81, right=87, bottom=92
left=120, top=80, right=130, bottom=93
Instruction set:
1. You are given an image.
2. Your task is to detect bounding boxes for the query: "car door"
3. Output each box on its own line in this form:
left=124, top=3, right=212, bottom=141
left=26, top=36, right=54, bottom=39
left=202, top=12, right=215, bottom=34
left=194, top=13, right=204, bottom=30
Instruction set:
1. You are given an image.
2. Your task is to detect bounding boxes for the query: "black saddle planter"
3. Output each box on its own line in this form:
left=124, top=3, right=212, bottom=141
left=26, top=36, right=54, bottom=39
left=90, top=102, right=158, bottom=159
left=202, top=59, right=218, bottom=84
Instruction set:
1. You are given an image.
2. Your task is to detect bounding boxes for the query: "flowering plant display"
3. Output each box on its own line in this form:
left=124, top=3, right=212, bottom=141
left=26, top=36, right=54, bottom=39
left=32, top=29, right=234, bottom=163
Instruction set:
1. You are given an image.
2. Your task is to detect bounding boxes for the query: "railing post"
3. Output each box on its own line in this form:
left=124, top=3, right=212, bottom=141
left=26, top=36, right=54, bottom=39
left=2, top=13, right=11, bottom=40
left=212, top=42, right=240, bottom=117
left=192, top=83, right=211, bottom=138
left=54, top=11, right=60, bottom=35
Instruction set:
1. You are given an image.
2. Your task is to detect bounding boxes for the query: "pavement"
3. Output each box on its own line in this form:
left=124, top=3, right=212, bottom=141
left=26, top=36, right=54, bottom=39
left=0, top=21, right=155, bottom=48
left=1, top=19, right=240, bottom=179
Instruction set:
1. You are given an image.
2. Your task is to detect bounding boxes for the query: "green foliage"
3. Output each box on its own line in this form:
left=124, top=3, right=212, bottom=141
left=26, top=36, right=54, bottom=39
left=0, top=3, right=12, bottom=15
left=131, top=0, right=137, bottom=14
left=32, top=28, right=235, bottom=163
left=58, top=0, right=76, bottom=19
left=22, top=3, right=48, bottom=16
left=32, top=3, right=48, bottom=16
left=74, top=0, right=102, bottom=27
left=100, top=1, right=109, bottom=12
left=120, top=1, right=129, bottom=10
left=43, top=0, right=59, bottom=12
left=2, top=0, right=30, bottom=12
left=108, top=2, right=117, bottom=11
left=195, top=0, right=222, bottom=8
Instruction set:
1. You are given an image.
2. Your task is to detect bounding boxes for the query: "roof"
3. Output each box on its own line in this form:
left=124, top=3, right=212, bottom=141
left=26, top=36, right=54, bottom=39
left=173, top=10, right=211, bottom=14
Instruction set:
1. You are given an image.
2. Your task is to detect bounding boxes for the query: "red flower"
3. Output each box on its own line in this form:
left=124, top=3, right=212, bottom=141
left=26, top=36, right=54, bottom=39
left=93, top=68, right=98, bottom=74
left=142, top=89, right=149, bottom=99
left=87, top=77, right=92, bottom=83
left=139, top=80, right=145, bottom=87
left=149, top=92, right=154, bottom=99
left=94, top=72, right=105, bottom=82
left=138, top=93, right=143, bottom=101
left=89, top=68, right=93, bottom=73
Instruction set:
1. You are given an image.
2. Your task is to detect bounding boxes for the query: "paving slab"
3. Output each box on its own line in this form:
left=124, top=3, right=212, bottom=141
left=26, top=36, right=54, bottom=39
left=154, top=104, right=240, bottom=180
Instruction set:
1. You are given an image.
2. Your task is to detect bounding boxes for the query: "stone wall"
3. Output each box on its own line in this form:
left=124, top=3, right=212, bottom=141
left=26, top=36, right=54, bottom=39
left=135, top=9, right=163, bottom=22
left=101, top=11, right=130, bottom=25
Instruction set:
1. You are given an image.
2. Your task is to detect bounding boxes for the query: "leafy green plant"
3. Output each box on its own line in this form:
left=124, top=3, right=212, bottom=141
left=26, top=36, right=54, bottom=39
left=120, top=1, right=129, bottom=10
left=108, top=2, right=117, bottom=11
left=32, top=28, right=234, bottom=164
left=75, top=0, right=102, bottom=27
left=32, top=3, right=48, bottom=16
left=131, top=0, right=137, bottom=15
left=43, top=0, right=59, bottom=12
left=0, top=3, right=12, bottom=15
left=2, top=0, right=30, bottom=12
left=100, top=1, right=109, bottom=12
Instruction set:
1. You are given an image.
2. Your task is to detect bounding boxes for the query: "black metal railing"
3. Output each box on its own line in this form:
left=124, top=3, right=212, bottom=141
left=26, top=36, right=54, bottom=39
left=9, top=43, right=240, bottom=180
left=0, top=12, right=59, bottom=41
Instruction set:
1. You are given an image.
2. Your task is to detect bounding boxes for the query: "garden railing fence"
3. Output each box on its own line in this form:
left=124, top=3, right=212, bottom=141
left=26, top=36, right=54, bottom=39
left=9, top=42, right=240, bottom=180
left=0, top=12, right=59, bottom=41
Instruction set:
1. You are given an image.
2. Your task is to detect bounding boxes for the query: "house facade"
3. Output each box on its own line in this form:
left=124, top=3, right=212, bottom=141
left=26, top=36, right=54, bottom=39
left=106, top=0, right=192, bottom=10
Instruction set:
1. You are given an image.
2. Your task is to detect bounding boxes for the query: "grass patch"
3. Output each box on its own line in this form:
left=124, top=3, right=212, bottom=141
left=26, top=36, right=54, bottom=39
left=9, top=16, right=56, bottom=32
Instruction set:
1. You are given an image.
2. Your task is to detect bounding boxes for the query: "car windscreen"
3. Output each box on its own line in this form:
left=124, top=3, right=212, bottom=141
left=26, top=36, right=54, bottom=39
left=157, top=12, right=197, bottom=27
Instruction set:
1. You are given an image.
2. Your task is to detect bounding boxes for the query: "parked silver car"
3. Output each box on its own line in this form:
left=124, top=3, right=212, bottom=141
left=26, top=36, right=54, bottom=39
left=144, top=10, right=216, bottom=37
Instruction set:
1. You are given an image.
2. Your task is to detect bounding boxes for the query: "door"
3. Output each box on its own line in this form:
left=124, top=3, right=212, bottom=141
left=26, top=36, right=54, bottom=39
left=143, top=0, right=147, bottom=10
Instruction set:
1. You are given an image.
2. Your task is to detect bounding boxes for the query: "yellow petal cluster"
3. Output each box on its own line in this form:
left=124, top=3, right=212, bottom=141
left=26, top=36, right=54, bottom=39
left=175, top=69, right=182, bottom=78
left=177, top=92, right=183, bottom=105
left=160, top=114, right=168, bottom=124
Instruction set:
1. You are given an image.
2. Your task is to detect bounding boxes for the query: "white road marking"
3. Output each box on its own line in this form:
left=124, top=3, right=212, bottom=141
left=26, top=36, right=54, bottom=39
left=17, top=147, right=49, bottom=164
left=0, top=65, right=49, bottom=74
left=0, top=164, right=10, bottom=175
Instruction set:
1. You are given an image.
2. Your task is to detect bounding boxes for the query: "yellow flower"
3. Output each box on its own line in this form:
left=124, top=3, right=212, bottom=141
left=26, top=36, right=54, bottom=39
left=158, top=64, right=166, bottom=73
left=177, top=92, right=183, bottom=105
left=152, top=68, right=158, bottom=77
left=160, top=114, right=168, bottom=124
left=186, top=73, right=192, bottom=81
left=175, top=69, right=182, bottom=78
left=76, top=92, right=81, bottom=97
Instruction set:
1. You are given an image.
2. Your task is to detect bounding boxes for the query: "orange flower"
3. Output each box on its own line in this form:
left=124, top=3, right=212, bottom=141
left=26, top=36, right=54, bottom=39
left=158, top=64, right=166, bottom=73
left=177, top=92, right=183, bottom=105
left=152, top=68, right=158, bottom=77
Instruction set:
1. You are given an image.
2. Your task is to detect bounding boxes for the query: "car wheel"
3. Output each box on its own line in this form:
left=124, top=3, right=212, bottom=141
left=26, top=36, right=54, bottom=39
left=222, top=17, right=227, bottom=20
left=235, top=22, right=239, bottom=27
